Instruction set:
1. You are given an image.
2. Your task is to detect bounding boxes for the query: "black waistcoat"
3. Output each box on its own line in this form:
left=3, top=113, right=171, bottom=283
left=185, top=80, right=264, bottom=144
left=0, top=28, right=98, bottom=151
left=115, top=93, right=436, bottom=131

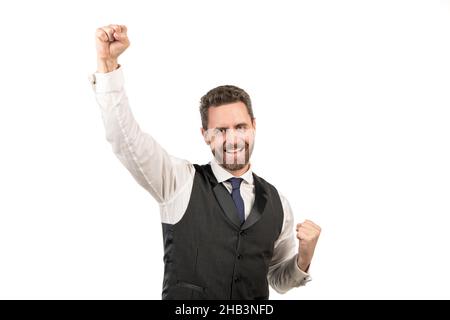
left=161, top=164, right=283, bottom=300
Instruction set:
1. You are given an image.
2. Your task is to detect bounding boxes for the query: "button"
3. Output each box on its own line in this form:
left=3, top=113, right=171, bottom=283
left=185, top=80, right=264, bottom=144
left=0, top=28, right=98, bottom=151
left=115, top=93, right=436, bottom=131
left=88, top=74, right=96, bottom=86
left=234, top=277, right=240, bottom=283
left=237, top=254, right=242, bottom=260
left=239, top=230, right=246, bottom=236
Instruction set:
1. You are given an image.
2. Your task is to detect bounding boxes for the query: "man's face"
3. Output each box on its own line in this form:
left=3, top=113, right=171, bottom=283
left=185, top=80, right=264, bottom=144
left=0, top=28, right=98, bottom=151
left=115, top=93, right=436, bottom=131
left=202, top=102, right=256, bottom=172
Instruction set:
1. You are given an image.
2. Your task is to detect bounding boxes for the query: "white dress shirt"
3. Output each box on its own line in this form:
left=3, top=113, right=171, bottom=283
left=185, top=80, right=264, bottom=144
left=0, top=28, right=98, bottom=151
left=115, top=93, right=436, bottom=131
left=91, top=67, right=311, bottom=294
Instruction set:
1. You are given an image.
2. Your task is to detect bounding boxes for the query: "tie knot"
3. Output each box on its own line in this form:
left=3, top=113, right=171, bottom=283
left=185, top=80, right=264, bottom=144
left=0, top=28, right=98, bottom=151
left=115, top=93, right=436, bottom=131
left=228, top=177, right=243, bottom=190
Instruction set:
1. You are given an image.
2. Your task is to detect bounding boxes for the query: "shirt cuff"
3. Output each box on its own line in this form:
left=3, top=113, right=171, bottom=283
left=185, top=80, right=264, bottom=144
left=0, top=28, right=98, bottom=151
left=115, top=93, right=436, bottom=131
left=290, top=254, right=312, bottom=286
left=89, top=66, right=124, bottom=93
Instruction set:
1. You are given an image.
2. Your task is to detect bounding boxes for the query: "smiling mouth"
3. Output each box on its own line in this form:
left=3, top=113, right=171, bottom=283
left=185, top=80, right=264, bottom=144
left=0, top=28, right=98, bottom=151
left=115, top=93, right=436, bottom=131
left=225, top=147, right=245, bottom=154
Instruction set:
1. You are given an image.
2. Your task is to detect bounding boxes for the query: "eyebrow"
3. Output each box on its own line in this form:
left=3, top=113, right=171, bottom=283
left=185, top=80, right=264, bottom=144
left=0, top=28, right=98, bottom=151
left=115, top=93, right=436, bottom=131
left=215, top=123, right=250, bottom=130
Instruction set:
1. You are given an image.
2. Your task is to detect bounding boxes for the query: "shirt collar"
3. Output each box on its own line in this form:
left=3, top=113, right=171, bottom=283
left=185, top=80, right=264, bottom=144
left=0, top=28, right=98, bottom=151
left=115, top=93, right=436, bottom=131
left=210, top=157, right=254, bottom=185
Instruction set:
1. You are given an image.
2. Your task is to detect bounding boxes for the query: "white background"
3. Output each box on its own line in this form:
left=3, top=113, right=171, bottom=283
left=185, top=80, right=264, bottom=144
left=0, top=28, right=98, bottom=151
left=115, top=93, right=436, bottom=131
left=0, top=0, right=449, bottom=299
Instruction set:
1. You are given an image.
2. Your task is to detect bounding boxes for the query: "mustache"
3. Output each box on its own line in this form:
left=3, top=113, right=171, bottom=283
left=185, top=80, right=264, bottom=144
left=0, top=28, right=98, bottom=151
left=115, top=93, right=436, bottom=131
left=223, top=141, right=247, bottom=151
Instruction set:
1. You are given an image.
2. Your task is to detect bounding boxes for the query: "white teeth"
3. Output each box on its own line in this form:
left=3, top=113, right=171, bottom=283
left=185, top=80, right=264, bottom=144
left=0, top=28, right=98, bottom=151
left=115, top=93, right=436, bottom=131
left=226, top=147, right=244, bottom=153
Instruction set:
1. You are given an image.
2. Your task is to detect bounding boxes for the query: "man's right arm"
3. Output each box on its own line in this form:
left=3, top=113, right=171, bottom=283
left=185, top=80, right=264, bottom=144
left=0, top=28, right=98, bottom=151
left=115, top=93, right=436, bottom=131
left=92, top=24, right=195, bottom=209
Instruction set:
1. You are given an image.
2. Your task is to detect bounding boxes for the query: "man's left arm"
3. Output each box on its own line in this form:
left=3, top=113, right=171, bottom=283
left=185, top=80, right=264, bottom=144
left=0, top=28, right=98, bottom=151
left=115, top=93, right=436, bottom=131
left=267, top=194, right=321, bottom=294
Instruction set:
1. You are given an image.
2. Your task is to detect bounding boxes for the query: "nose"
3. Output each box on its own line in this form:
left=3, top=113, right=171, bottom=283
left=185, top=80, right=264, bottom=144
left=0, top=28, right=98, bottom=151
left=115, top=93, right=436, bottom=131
left=226, top=128, right=237, bottom=137
left=225, top=129, right=242, bottom=143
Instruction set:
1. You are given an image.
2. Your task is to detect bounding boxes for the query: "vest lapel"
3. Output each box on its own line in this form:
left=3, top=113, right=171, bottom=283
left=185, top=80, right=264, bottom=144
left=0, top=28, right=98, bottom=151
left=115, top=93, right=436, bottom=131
left=241, top=173, right=268, bottom=230
left=205, top=164, right=269, bottom=230
left=212, top=183, right=242, bottom=228
left=204, top=164, right=241, bottom=228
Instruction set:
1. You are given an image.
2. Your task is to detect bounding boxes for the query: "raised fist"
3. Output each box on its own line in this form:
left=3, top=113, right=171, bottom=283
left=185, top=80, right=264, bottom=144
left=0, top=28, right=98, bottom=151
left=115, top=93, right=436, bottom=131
left=296, top=219, right=321, bottom=272
left=95, top=24, right=130, bottom=73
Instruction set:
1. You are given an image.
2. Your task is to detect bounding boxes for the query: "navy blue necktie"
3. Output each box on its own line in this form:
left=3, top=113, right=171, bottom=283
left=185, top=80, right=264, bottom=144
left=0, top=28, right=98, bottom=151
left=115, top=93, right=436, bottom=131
left=227, top=177, right=245, bottom=224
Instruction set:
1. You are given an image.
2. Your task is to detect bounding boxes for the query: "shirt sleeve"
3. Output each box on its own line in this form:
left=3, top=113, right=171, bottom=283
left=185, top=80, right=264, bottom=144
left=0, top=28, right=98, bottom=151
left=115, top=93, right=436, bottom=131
left=90, top=67, right=195, bottom=216
left=267, top=193, right=312, bottom=294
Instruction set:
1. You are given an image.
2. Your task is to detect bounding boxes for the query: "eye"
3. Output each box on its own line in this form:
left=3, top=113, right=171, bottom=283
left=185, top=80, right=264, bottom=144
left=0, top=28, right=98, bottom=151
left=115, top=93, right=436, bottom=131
left=235, top=125, right=248, bottom=133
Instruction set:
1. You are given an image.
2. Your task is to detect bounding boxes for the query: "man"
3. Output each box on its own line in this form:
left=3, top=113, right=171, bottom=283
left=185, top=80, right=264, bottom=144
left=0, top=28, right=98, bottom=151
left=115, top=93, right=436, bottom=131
left=91, top=24, right=321, bottom=300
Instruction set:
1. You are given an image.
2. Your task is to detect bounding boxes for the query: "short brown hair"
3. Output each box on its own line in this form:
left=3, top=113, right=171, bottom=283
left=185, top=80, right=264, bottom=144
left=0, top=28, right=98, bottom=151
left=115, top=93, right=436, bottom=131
left=199, top=85, right=254, bottom=130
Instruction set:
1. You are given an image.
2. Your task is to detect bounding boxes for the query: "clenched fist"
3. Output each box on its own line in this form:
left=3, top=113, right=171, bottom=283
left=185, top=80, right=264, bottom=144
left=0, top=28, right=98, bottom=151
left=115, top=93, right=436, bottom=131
left=96, top=24, right=130, bottom=73
left=296, top=220, right=321, bottom=272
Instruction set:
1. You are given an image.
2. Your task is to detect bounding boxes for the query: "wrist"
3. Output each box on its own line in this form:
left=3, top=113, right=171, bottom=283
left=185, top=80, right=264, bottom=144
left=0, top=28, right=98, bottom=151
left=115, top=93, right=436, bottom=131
left=297, top=255, right=311, bottom=272
left=97, top=58, right=119, bottom=73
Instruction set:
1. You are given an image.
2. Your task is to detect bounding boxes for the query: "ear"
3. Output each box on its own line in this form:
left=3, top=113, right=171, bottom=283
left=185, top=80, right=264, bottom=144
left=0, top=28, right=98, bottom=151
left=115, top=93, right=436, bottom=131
left=252, top=118, right=256, bottom=130
left=201, top=127, right=210, bottom=145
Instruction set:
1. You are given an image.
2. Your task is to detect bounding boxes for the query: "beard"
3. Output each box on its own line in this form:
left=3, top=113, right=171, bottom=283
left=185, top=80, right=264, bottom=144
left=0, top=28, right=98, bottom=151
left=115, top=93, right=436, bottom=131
left=211, top=140, right=254, bottom=172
